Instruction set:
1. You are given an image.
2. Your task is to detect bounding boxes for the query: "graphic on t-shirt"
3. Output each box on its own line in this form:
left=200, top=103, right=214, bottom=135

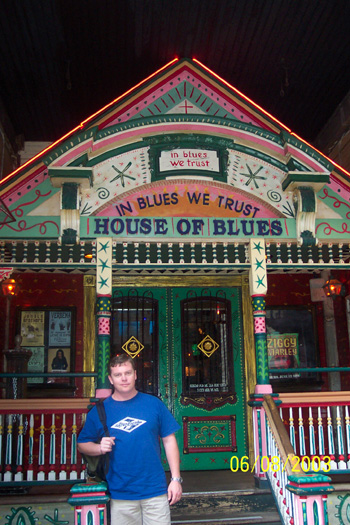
left=111, top=417, right=146, bottom=432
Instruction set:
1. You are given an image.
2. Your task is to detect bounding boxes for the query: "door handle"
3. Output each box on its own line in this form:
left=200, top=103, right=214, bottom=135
left=164, top=384, right=169, bottom=398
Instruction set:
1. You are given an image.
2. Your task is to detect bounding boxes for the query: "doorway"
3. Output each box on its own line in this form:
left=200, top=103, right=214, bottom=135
left=111, top=284, right=247, bottom=470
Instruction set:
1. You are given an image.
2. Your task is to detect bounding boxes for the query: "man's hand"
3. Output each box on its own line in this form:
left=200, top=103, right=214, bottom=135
left=100, top=436, right=115, bottom=454
left=168, top=480, right=182, bottom=505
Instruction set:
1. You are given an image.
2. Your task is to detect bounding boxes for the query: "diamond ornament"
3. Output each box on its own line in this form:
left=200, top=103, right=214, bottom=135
left=197, top=334, right=219, bottom=358
left=122, top=336, right=144, bottom=358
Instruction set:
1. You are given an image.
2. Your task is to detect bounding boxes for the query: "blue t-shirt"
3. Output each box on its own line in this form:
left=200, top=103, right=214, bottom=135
left=78, top=392, right=180, bottom=500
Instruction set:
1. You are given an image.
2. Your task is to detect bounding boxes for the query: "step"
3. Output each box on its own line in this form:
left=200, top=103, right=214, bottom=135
left=170, top=489, right=281, bottom=525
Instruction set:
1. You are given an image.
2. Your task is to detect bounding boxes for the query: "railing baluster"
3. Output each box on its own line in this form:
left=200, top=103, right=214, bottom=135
left=70, top=413, right=78, bottom=480
left=327, top=406, right=337, bottom=470
left=60, top=413, right=67, bottom=480
left=308, top=406, right=316, bottom=457
left=336, top=405, right=346, bottom=469
left=38, top=413, right=46, bottom=480
left=289, top=407, right=296, bottom=450
left=14, top=414, right=24, bottom=481
left=4, top=414, right=13, bottom=481
left=298, top=407, right=306, bottom=458
left=27, top=414, right=34, bottom=481
left=345, top=405, right=350, bottom=469
left=49, top=413, right=56, bottom=479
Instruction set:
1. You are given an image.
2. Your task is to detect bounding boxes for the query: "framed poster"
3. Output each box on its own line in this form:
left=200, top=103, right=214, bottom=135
left=267, top=333, right=300, bottom=380
left=27, top=346, right=45, bottom=384
left=20, top=311, right=45, bottom=346
left=48, top=347, right=70, bottom=372
left=266, top=306, right=318, bottom=385
left=48, top=311, right=72, bottom=346
left=17, top=307, right=75, bottom=389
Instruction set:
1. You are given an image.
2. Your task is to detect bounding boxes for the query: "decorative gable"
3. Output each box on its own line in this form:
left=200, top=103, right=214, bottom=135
left=1, top=58, right=349, bottom=247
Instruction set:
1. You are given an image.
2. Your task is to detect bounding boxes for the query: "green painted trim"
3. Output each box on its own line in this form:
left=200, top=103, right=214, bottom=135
left=288, top=474, right=332, bottom=484
left=280, top=131, right=334, bottom=171
left=62, top=183, right=78, bottom=209
left=282, top=173, right=329, bottom=192
left=43, top=127, right=99, bottom=165
left=286, top=484, right=334, bottom=496
left=49, top=167, right=93, bottom=185
left=85, top=141, right=145, bottom=166
left=96, top=114, right=283, bottom=145
left=70, top=481, right=108, bottom=493
left=68, top=496, right=110, bottom=506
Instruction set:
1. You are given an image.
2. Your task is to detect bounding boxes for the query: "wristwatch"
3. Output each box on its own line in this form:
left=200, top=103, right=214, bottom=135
left=171, top=476, right=183, bottom=483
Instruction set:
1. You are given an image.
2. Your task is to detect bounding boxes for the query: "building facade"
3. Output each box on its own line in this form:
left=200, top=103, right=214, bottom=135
left=0, top=58, right=350, bottom=476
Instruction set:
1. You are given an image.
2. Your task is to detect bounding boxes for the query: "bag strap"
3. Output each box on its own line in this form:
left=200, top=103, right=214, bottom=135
left=96, top=399, right=110, bottom=437
left=95, top=399, right=110, bottom=475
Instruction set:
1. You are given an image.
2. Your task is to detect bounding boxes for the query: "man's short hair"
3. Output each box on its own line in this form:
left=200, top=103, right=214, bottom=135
left=108, top=353, right=136, bottom=374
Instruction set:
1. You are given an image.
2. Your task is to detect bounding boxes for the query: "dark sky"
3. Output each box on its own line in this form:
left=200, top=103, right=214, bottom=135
left=0, top=0, right=350, bottom=143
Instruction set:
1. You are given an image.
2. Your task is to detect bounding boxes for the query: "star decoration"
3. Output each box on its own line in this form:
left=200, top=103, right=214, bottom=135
left=256, top=275, right=265, bottom=288
left=98, top=258, right=110, bottom=272
left=255, top=258, right=264, bottom=270
left=253, top=241, right=264, bottom=254
left=239, top=164, right=266, bottom=188
left=98, top=241, right=110, bottom=253
left=110, top=162, right=135, bottom=187
left=98, top=276, right=109, bottom=289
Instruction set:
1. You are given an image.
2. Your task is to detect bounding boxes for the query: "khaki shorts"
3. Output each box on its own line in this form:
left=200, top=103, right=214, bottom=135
left=110, top=493, right=170, bottom=525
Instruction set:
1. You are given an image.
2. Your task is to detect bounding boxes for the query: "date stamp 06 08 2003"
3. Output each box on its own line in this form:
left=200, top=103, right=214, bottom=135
left=230, top=455, right=332, bottom=474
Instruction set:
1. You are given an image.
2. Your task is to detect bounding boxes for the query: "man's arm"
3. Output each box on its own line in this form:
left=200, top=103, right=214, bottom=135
left=162, top=433, right=182, bottom=505
left=78, top=437, right=115, bottom=455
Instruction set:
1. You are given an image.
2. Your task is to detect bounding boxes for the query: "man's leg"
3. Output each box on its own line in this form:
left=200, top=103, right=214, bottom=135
left=141, top=494, right=171, bottom=525
left=110, top=498, right=142, bottom=525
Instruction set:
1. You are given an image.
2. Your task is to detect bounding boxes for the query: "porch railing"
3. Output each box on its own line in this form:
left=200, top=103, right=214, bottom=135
left=0, top=398, right=90, bottom=484
left=259, top=395, right=334, bottom=525
left=278, top=391, right=350, bottom=472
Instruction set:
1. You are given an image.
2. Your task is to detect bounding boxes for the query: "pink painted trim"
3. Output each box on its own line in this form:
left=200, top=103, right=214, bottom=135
left=285, top=143, right=328, bottom=173
left=93, top=123, right=284, bottom=156
left=255, top=384, right=273, bottom=394
left=95, top=389, right=112, bottom=399
left=50, top=139, right=94, bottom=166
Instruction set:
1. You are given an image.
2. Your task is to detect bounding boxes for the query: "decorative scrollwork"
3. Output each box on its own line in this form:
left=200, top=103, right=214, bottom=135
left=267, top=189, right=282, bottom=203
left=97, top=187, right=110, bottom=200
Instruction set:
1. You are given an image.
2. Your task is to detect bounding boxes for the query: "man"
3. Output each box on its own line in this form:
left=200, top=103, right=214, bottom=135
left=78, top=354, right=182, bottom=525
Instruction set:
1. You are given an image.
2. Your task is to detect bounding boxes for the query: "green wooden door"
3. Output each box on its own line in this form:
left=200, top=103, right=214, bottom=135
left=111, top=286, right=246, bottom=471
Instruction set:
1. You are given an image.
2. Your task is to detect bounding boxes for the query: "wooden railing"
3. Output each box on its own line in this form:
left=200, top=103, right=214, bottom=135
left=278, top=391, right=350, bottom=471
left=262, top=395, right=333, bottom=525
left=0, top=398, right=91, bottom=484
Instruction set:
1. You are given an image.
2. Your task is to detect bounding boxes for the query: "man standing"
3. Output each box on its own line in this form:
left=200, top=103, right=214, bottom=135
left=78, top=354, right=182, bottom=525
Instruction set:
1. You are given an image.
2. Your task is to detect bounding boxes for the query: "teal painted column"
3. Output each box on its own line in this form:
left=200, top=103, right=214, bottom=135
left=95, top=237, right=113, bottom=398
left=96, top=295, right=112, bottom=394
left=248, top=239, right=272, bottom=393
left=252, top=295, right=269, bottom=385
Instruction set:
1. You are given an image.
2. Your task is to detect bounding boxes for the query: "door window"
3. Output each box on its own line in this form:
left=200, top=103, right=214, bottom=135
left=181, top=293, right=234, bottom=397
left=111, top=290, right=158, bottom=395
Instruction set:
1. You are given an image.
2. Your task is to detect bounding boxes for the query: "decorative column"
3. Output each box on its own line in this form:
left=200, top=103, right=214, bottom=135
left=248, top=238, right=271, bottom=486
left=248, top=239, right=271, bottom=391
left=68, top=481, right=110, bottom=525
left=96, top=237, right=112, bottom=398
left=286, top=473, right=333, bottom=525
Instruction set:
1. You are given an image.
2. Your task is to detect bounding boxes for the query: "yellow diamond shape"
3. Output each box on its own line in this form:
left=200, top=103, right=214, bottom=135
left=197, top=335, right=219, bottom=358
left=122, top=336, right=144, bottom=358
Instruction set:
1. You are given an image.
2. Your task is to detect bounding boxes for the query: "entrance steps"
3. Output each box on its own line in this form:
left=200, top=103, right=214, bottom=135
left=170, top=471, right=281, bottom=524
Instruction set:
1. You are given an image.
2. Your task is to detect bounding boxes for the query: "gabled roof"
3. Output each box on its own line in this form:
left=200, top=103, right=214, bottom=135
left=0, top=58, right=349, bottom=202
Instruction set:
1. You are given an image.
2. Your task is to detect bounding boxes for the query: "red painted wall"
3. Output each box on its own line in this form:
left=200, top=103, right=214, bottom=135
left=0, top=273, right=86, bottom=397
